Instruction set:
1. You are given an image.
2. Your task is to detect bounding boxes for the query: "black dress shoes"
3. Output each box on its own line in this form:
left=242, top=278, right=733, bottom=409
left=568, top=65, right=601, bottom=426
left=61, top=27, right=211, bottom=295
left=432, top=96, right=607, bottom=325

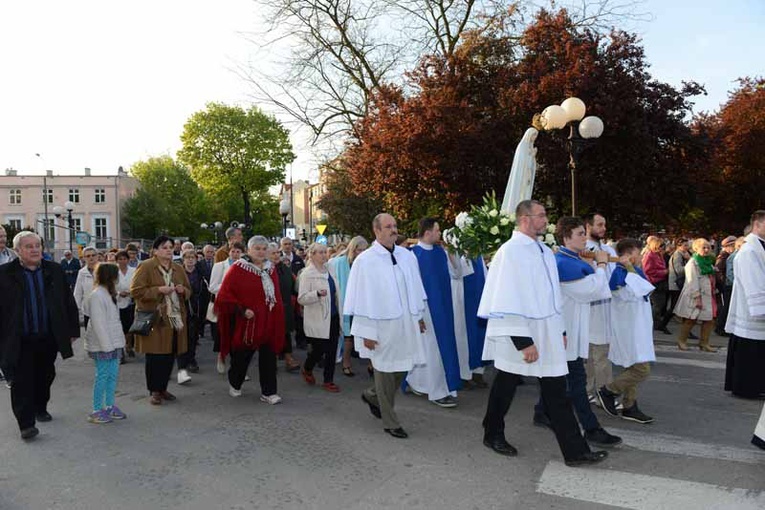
left=564, top=450, right=608, bottom=467
left=361, top=394, right=382, bottom=419
left=20, top=427, right=39, bottom=440
left=36, top=411, right=52, bottom=422
left=483, top=437, right=518, bottom=456
left=385, top=427, right=408, bottom=439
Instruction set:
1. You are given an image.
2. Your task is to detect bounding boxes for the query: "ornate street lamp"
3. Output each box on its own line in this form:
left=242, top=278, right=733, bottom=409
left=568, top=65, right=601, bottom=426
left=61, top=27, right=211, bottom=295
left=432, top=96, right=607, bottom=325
left=279, top=197, right=291, bottom=238
left=538, top=97, right=604, bottom=216
left=52, top=200, right=76, bottom=253
left=200, top=221, right=224, bottom=244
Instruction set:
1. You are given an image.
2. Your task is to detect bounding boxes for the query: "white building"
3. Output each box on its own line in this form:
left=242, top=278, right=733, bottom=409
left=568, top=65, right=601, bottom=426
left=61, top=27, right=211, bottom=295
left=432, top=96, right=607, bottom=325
left=1, top=167, right=138, bottom=256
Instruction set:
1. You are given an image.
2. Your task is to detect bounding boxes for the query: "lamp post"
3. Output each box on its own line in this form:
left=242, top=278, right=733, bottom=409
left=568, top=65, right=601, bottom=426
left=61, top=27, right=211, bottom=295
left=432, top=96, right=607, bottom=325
left=52, top=200, right=75, bottom=253
left=279, top=197, right=291, bottom=239
left=538, top=97, right=604, bottom=216
left=200, top=221, right=224, bottom=245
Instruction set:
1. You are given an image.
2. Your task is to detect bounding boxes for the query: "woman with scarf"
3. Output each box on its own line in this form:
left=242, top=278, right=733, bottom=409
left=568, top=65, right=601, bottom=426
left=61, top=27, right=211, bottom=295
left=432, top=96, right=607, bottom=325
left=267, top=243, right=301, bottom=372
left=176, top=248, right=203, bottom=384
left=130, top=236, right=191, bottom=405
left=673, top=238, right=719, bottom=352
left=215, top=236, right=285, bottom=404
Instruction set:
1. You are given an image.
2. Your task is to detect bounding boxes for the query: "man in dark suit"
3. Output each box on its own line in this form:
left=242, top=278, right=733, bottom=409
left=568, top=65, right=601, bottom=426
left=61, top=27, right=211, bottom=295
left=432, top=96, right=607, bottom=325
left=0, top=231, right=80, bottom=440
left=196, top=244, right=215, bottom=339
left=59, top=250, right=81, bottom=291
left=280, top=237, right=305, bottom=276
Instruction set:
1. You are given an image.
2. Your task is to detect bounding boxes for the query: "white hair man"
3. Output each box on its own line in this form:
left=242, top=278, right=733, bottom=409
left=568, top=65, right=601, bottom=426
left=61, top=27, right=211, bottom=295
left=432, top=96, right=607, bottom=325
left=0, top=232, right=80, bottom=440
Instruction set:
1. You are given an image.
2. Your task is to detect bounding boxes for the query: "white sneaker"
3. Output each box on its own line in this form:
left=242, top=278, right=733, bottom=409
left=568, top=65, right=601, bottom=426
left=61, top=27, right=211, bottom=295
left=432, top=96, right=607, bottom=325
left=260, top=394, right=282, bottom=405
left=177, top=369, right=192, bottom=385
left=229, top=386, right=242, bottom=398
left=216, top=357, right=226, bottom=374
left=244, top=374, right=251, bottom=382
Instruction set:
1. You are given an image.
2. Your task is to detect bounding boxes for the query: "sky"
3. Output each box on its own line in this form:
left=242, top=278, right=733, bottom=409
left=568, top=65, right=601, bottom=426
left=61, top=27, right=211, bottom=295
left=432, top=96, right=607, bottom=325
left=0, top=0, right=763, bottom=181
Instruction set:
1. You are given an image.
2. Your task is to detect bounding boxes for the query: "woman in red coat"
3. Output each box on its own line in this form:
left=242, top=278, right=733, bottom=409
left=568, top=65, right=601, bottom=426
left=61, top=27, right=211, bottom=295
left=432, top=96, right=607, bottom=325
left=215, top=235, right=285, bottom=404
left=642, top=236, right=671, bottom=334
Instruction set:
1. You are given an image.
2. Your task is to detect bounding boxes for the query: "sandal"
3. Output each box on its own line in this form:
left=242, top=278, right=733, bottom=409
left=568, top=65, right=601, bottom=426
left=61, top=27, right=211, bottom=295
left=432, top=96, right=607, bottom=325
left=342, top=366, right=355, bottom=377
left=285, top=361, right=301, bottom=373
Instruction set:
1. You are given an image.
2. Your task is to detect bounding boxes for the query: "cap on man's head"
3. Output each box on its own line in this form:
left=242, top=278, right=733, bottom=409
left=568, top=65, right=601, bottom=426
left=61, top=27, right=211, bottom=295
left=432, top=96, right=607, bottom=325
left=722, top=236, right=737, bottom=247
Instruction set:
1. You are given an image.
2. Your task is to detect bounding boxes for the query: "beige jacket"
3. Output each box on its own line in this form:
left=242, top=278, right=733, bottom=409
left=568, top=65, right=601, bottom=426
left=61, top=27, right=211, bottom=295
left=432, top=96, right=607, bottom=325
left=674, top=258, right=716, bottom=322
left=297, top=264, right=342, bottom=339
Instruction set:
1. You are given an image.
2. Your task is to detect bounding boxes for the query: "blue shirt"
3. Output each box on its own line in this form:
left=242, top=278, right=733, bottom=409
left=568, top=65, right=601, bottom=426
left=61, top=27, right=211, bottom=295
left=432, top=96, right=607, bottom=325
left=23, top=266, right=49, bottom=336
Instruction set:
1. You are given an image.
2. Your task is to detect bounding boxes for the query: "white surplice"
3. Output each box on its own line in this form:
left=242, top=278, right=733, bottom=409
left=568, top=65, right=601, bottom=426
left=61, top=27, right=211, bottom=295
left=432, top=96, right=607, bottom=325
left=586, top=240, right=617, bottom=346
left=478, top=231, right=568, bottom=378
left=725, top=233, right=765, bottom=340
left=609, top=272, right=656, bottom=367
left=450, top=254, right=473, bottom=380
left=345, top=242, right=427, bottom=373
left=560, top=267, right=612, bottom=361
left=754, top=403, right=765, bottom=448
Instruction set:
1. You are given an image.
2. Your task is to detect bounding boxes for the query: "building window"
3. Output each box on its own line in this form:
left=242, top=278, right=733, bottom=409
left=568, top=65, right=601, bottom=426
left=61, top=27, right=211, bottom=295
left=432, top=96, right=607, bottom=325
left=7, top=218, right=22, bottom=230
left=68, top=188, right=80, bottom=203
left=95, top=188, right=106, bottom=204
left=71, top=218, right=82, bottom=232
left=43, top=188, right=53, bottom=204
left=39, top=218, right=56, bottom=246
left=9, top=189, right=21, bottom=205
left=94, top=217, right=107, bottom=238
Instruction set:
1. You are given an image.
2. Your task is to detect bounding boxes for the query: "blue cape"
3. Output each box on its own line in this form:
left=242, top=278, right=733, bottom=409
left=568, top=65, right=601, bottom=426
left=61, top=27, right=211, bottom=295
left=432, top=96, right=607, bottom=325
left=555, top=247, right=595, bottom=282
left=610, top=264, right=650, bottom=301
left=463, top=256, right=488, bottom=369
left=411, top=245, right=462, bottom=391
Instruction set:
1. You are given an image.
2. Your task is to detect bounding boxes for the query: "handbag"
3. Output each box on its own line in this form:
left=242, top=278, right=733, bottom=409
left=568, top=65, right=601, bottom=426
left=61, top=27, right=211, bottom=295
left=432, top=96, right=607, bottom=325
left=129, top=308, right=159, bottom=336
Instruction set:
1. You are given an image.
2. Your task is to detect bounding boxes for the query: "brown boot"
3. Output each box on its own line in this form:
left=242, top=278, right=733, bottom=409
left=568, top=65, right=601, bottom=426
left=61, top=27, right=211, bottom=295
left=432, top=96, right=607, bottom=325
left=699, top=321, right=717, bottom=352
left=676, top=319, right=693, bottom=350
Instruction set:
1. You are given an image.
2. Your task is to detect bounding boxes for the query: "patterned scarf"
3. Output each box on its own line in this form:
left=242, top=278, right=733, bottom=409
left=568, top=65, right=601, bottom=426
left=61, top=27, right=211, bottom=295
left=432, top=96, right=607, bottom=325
left=158, top=264, right=184, bottom=330
left=693, top=253, right=715, bottom=276
left=238, top=257, right=276, bottom=311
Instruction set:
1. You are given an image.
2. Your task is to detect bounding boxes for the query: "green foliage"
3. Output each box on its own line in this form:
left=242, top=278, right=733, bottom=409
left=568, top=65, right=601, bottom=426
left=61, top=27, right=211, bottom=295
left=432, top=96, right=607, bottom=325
left=178, top=103, right=295, bottom=225
left=122, top=156, right=211, bottom=240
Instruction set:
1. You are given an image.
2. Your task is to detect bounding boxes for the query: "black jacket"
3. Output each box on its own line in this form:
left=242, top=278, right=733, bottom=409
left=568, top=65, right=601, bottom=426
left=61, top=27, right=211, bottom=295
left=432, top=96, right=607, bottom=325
left=0, top=259, right=80, bottom=378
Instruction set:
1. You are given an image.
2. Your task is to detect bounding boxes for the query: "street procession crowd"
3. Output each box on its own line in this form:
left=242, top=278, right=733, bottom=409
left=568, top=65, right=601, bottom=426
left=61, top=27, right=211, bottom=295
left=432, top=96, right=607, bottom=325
left=0, top=204, right=763, bottom=468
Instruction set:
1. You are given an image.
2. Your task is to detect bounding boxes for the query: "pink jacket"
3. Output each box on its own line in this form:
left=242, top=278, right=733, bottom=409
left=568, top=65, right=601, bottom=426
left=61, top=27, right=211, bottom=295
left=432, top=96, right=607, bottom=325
left=642, top=251, right=668, bottom=285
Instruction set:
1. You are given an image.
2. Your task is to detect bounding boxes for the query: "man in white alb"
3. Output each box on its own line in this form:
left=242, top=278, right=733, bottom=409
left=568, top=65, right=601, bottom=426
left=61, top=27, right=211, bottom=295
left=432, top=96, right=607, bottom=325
left=479, top=200, right=607, bottom=466
left=344, top=214, right=428, bottom=439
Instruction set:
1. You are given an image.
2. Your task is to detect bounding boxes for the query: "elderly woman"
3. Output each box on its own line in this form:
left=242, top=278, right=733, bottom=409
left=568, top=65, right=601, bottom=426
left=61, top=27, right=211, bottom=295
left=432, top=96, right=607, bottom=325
left=216, top=236, right=285, bottom=404
left=674, top=238, right=718, bottom=352
left=299, top=243, right=343, bottom=392
left=267, top=242, right=301, bottom=372
left=176, top=248, right=203, bottom=384
left=642, top=236, right=671, bottom=334
left=327, top=236, right=369, bottom=376
left=207, top=242, right=244, bottom=374
left=130, top=236, right=191, bottom=405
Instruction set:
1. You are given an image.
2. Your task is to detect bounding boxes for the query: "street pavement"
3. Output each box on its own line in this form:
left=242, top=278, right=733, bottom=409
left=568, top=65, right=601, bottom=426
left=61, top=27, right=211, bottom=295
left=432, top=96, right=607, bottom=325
left=1, top=326, right=763, bottom=510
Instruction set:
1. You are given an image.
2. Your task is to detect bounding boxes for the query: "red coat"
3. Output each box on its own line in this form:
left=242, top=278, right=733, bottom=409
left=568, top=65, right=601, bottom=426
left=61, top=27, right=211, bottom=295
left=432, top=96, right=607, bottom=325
left=642, top=250, right=668, bottom=285
left=215, top=260, right=285, bottom=358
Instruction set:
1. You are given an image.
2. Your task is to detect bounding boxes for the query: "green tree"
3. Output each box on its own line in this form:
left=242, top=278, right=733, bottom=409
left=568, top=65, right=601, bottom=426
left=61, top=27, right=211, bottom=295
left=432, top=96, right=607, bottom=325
left=178, top=103, right=295, bottom=227
left=122, top=156, right=210, bottom=240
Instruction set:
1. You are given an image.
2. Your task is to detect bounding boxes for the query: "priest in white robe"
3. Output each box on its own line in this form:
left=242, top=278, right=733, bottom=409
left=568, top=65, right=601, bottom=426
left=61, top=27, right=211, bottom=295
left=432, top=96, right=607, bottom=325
left=533, top=217, right=622, bottom=448
left=344, top=214, right=427, bottom=439
left=725, top=211, right=765, bottom=399
left=479, top=200, right=607, bottom=467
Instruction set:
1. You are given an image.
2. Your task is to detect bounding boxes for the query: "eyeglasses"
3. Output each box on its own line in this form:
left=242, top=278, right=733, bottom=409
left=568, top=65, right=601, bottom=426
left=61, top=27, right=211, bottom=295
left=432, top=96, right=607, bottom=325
left=523, top=213, right=548, bottom=218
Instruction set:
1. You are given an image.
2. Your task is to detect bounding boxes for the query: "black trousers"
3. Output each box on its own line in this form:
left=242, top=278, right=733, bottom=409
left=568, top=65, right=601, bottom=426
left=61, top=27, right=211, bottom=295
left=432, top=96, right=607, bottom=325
left=145, top=332, right=178, bottom=393
left=304, top=314, right=340, bottom=383
left=659, top=290, right=681, bottom=330
left=10, top=335, right=59, bottom=430
left=211, top=322, right=220, bottom=353
left=716, top=285, right=733, bottom=333
left=484, top=369, right=590, bottom=461
left=228, top=344, right=277, bottom=395
left=177, top=316, right=199, bottom=369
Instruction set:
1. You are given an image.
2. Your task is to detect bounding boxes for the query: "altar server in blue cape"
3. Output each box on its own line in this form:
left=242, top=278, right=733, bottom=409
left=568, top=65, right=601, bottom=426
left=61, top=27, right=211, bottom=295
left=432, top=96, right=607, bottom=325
left=453, top=253, right=489, bottom=387
left=478, top=200, right=606, bottom=466
left=533, top=217, right=622, bottom=448
left=597, top=238, right=656, bottom=425
left=406, top=218, right=462, bottom=408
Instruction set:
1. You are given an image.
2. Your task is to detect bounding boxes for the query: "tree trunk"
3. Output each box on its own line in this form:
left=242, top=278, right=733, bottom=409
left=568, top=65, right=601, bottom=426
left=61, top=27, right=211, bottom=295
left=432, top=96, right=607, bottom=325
left=241, top=187, right=251, bottom=228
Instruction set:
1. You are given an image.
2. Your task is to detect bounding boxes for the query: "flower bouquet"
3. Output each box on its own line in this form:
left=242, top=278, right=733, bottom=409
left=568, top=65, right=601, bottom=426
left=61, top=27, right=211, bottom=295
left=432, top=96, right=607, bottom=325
left=443, top=192, right=556, bottom=259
